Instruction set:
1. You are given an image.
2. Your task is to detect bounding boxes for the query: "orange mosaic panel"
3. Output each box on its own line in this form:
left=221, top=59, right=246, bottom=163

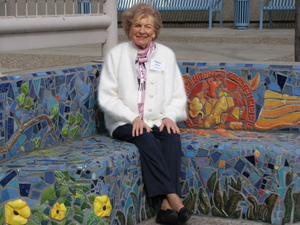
left=184, top=70, right=255, bottom=129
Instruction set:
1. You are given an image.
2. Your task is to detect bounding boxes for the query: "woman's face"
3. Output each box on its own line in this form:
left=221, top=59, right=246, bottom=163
left=130, top=15, right=155, bottom=49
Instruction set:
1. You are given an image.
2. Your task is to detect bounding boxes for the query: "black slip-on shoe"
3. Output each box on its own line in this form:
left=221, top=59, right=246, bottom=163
left=178, top=207, right=193, bottom=224
left=155, top=209, right=179, bottom=225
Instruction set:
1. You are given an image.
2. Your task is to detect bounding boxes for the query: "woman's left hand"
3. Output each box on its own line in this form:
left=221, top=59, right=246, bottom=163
left=159, top=118, right=180, bottom=134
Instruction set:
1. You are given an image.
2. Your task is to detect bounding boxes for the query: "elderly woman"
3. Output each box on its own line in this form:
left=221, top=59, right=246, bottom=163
left=98, top=3, right=192, bottom=224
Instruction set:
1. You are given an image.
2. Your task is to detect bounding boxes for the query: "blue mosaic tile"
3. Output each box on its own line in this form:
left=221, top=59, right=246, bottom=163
left=293, top=65, right=300, bottom=69
left=0, top=76, right=9, bottom=81
left=235, top=63, right=246, bottom=67
left=182, top=62, right=196, bottom=66
left=253, top=63, right=269, bottom=68
left=270, top=65, right=293, bottom=69
left=224, top=63, right=235, bottom=67
left=244, top=63, right=254, bottom=67
left=206, top=62, right=220, bottom=66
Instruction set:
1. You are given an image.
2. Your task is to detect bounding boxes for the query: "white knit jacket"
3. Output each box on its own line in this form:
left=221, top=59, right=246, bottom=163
left=98, top=41, right=187, bottom=136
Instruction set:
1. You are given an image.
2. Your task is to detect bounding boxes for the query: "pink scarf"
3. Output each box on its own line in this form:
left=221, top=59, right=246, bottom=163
left=132, top=41, right=156, bottom=119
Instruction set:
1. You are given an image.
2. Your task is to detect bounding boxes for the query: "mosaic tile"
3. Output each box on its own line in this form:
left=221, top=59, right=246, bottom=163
left=1, top=63, right=300, bottom=224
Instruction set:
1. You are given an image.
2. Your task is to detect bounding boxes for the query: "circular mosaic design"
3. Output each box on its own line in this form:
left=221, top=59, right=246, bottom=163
left=184, top=71, right=255, bottom=129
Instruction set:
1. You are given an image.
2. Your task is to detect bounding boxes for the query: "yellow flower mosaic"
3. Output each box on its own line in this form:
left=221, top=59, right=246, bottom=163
left=93, top=195, right=112, bottom=217
left=51, top=202, right=67, bottom=221
left=5, top=199, right=31, bottom=225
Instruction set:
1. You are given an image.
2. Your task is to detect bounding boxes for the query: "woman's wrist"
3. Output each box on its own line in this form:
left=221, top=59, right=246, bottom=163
left=133, top=116, right=141, bottom=122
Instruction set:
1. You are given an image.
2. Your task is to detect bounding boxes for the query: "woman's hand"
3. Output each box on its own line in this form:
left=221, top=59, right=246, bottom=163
left=159, top=118, right=180, bottom=134
left=132, top=117, right=152, bottom=137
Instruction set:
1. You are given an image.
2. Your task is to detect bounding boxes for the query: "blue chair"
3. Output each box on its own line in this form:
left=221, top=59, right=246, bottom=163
left=78, top=0, right=92, bottom=14
left=117, top=0, right=223, bottom=29
left=259, top=0, right=295, bottom=30
left=118, top=0, right=150, bottom=11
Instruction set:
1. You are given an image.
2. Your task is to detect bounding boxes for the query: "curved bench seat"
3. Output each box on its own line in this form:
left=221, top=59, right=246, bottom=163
left=1, top=130, right=300, bottom=224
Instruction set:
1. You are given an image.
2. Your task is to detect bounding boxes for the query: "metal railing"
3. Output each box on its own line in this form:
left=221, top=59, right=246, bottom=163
left=0, top=0, right=118, bottom=55
left=0, top=0, right=103, bottom=17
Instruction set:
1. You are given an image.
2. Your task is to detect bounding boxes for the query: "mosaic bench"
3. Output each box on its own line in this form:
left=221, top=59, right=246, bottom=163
left=1, top=63, right=300, bottom=225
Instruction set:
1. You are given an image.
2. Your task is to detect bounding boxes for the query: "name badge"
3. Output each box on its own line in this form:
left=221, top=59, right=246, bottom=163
left=150, top=59, right=165, bottom=73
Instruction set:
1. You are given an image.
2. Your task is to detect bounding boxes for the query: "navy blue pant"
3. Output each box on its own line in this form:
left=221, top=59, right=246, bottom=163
left=113, top=124, right=182, bottom=198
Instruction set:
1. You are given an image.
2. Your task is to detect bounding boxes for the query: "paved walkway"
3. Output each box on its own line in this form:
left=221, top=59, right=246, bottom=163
left=140, top=215, right=272, bottom=225
left=0, top=27, right=296, bottom=75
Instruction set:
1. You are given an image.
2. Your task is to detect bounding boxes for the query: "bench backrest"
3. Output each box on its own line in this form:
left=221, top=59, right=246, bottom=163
left=118, top=0, right=150, bottom=11
left=118, top=0, right=223, bottom=11
left=263, top=0, right=295, bottom=9
left=153, top=0, right=221, bottom=11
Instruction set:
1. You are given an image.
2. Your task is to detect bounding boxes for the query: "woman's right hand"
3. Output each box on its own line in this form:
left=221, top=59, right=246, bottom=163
left=132, top=117, right=152, bottom=137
